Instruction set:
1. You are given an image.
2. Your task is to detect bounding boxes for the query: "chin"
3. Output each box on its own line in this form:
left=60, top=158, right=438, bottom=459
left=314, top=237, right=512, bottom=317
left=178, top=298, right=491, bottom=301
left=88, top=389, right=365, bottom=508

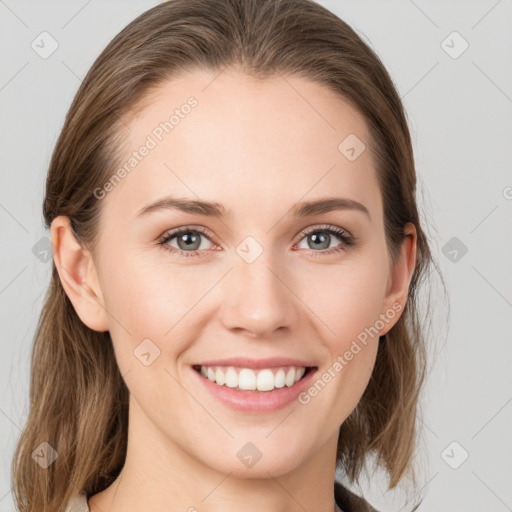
left=197, top=441, right=309, bottom=479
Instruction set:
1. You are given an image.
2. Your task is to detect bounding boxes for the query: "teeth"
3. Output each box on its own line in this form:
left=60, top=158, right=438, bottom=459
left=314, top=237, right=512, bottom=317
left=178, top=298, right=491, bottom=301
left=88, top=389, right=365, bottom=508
left=285, top=368, right=296, bottom=387
left=215, top=367, right=226, bottom=386
left=274, top=369, right=285, bottom=388
left=257, top=369, right=274, bottom=391
left=225, top=367, right=238, bottom=388
left=198, top=365, right=307, bottom=392
left=239, top=368, right=256, bottom=390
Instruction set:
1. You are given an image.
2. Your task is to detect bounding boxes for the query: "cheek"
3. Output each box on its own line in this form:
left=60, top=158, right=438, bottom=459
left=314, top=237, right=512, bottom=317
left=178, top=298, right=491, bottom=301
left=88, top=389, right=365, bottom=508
left=100, top=255, right=219, bottom=370
left=296, top=266, right=384, bottom=420
left=293, top=253, right=389, bottom=346
left=291, top=253, right=387, bottom=404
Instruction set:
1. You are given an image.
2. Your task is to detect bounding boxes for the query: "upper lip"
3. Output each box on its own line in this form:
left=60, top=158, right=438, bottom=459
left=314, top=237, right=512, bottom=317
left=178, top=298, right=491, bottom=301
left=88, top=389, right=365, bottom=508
left=193, top=357, right=317, bottom=369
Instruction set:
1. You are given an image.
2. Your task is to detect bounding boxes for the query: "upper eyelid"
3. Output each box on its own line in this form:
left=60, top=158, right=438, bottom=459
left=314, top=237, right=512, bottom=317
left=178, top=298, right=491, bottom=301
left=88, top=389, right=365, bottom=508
left=300, top=224, right=350, bottom=236
left=161, top=225, right=217, bottom=242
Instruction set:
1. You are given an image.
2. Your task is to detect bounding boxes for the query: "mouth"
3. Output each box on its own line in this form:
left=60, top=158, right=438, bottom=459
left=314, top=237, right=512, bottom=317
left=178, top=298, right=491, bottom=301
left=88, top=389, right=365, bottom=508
left=192, top=364, right=317, bottom=392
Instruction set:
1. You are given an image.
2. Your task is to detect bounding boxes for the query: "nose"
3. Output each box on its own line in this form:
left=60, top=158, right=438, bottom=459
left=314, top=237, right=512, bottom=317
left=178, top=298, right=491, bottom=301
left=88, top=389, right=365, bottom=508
left=219, top=251, right=299, bottom=338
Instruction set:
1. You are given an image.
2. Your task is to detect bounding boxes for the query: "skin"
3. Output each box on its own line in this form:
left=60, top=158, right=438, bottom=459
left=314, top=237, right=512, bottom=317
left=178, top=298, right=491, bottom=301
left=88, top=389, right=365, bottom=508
left=51, top=68, right=416, bottom=512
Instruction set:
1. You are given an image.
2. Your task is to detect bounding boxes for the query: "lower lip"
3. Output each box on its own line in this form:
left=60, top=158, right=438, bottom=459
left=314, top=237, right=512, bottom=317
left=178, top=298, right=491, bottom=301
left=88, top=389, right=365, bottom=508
left=191, top=366, right=318, bottom=413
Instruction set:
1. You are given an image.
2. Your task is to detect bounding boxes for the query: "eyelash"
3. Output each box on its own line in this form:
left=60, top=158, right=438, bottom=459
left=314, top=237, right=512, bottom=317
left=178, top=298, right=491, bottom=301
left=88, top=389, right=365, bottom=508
left=157, top=224, right=356, bottom=259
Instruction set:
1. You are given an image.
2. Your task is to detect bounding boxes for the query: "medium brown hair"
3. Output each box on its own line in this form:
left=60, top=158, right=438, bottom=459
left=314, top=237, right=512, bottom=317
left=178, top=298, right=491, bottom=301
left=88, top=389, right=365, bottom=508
left=12, top=0, right=442, bottom=510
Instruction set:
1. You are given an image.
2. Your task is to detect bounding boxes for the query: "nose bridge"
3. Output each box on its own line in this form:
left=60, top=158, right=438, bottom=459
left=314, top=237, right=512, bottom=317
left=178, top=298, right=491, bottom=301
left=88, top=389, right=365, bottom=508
left=220, top=239, right=298, bottom=336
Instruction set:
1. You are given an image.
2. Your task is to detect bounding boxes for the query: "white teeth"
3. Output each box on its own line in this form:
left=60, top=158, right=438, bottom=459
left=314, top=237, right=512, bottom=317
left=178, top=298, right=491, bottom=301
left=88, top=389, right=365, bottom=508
left=239, top=369, right=256, bottom=390
left=197, top=365, right=309, bottom=392
left=284, top=368, right=295, bottom=387
left=256, top=369, right=275, bottom=391
left=215, top=367, right=226, bottom=386
left=274, top=369, right=285, bottom=388
left=225, top=367, right=238, bottom=388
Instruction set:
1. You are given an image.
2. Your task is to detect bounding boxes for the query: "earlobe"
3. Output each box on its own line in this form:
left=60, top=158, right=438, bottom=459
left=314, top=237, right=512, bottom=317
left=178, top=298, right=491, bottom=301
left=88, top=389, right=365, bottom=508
left=50, top=216, right=109, bottom=332
left=379, top=222, right=417, bottom=336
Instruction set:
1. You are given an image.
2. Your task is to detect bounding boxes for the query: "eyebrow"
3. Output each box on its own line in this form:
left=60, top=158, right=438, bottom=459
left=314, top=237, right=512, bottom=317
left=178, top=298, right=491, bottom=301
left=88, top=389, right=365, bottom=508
left=136, top=195, right=371, bottom=221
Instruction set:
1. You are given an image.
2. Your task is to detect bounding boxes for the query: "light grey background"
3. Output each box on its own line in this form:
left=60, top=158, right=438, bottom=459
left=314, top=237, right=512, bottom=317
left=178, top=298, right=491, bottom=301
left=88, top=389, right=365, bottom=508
left=1, top=1, right=511, bottom=511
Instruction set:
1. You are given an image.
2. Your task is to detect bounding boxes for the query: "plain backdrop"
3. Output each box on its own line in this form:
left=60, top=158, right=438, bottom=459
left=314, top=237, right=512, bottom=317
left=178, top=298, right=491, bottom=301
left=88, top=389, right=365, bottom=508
left=1, top=1, right=511, bottom=511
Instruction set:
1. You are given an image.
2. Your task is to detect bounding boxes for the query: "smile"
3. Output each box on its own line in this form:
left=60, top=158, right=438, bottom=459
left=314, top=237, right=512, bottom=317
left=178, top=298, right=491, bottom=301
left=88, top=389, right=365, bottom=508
left=192, top=365, right=314, bottom=392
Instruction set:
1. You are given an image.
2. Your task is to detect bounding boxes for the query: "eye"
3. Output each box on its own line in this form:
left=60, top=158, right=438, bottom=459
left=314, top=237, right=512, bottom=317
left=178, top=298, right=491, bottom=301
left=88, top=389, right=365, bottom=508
left=295, top=225, right=355, bottom=257
left=158, top=224, right=356, bottom=259
left=158, top=226, right=217, bottom=258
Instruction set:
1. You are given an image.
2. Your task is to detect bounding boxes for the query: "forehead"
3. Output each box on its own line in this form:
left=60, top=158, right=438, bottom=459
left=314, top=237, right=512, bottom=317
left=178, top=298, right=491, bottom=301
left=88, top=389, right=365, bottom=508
left=101, top=68, right=381, bottom=228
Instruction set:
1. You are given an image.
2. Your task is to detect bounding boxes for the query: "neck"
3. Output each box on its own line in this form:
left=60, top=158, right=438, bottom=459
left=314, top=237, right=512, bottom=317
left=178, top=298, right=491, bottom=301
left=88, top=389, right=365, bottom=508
left=88, top=395, right=340, bottom=512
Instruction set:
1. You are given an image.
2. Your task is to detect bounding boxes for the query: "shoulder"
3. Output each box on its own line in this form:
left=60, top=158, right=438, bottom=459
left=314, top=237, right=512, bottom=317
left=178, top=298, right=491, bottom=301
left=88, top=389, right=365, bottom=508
left=65, top=492, right=90, bottom=512
left=335, top=480, right=380, bottom=512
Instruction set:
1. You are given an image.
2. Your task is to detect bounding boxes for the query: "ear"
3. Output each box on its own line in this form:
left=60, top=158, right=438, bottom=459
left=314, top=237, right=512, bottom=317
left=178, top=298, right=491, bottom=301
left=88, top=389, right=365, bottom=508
left=379, top=222, right=417, bottom=336
left=50, top=216, right=109, bottom=332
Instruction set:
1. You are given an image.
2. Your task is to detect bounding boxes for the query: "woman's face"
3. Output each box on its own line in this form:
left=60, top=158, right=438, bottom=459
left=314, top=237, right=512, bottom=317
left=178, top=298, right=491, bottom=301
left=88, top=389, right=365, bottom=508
left=68, top=68, right=413, bottom=477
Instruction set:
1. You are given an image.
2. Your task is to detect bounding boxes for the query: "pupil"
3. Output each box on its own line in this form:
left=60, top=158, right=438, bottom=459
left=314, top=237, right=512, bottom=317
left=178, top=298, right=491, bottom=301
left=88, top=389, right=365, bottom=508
left=179, top=232, right=200, bottom=250
left=310, top=233, right=329, bottom=250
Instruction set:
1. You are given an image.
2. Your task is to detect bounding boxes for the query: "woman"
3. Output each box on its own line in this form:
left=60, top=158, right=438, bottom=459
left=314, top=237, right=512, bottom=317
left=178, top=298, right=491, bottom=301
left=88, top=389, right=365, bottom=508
left=12, top=1, right=438, bottom=511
